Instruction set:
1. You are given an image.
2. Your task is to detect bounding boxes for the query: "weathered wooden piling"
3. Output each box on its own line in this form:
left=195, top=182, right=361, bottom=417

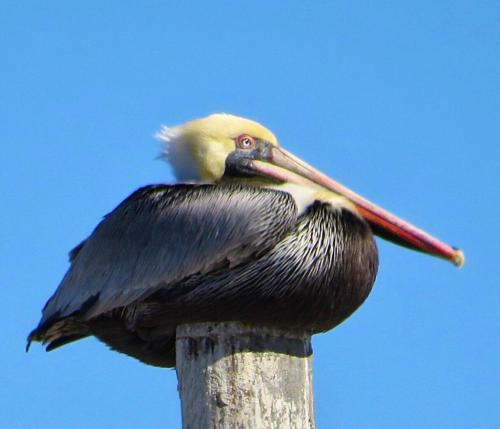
left=176, top=322, right=315, bottom=429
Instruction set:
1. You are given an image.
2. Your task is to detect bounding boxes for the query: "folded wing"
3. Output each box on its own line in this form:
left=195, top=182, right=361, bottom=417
left=33, top=184, right=298, bottom=335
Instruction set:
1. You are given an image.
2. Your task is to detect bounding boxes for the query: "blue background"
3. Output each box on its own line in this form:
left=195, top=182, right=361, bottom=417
left=2, top=1, right=498, bottom=428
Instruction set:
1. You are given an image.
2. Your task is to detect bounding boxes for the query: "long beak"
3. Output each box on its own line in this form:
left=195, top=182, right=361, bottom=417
left=251, top=147, right=464, bottom=267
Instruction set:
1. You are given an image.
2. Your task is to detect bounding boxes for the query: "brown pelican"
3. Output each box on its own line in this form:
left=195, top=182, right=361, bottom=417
left=28, top=113, right=464, bottom=367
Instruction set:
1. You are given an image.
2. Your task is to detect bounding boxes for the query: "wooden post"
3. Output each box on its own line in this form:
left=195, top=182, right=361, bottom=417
left=176, top=322, right=315, bottom=429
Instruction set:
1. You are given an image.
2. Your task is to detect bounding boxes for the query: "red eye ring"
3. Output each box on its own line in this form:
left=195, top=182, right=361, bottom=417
left=235, top=134, right=256, bottom=149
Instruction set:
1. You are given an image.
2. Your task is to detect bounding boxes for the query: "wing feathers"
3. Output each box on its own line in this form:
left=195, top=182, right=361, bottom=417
left=36, top=184, right=297, bottom=330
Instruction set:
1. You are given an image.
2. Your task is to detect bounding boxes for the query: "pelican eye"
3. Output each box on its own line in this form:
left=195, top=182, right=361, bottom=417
left=235, top=134, right=256, bottom=150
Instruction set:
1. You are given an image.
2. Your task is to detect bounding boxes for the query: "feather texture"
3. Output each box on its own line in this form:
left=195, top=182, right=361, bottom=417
left=29, top=183, right=378, bottom=367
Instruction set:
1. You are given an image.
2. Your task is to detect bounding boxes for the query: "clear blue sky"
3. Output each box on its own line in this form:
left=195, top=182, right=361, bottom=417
left=1, top=1, right=498, bottom=428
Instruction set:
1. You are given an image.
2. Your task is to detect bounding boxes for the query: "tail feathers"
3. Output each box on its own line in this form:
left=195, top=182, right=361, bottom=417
left=27, top=317, right=90, bottom=352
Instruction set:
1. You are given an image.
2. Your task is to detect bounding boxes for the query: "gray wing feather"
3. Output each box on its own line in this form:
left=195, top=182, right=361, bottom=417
left=39, top=184, right=297, bottom=325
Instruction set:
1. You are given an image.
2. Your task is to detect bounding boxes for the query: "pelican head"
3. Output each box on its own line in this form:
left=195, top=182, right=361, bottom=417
left=157, top=113, right=464, bottom=267
left=157, top=113, right=278, bottom=182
